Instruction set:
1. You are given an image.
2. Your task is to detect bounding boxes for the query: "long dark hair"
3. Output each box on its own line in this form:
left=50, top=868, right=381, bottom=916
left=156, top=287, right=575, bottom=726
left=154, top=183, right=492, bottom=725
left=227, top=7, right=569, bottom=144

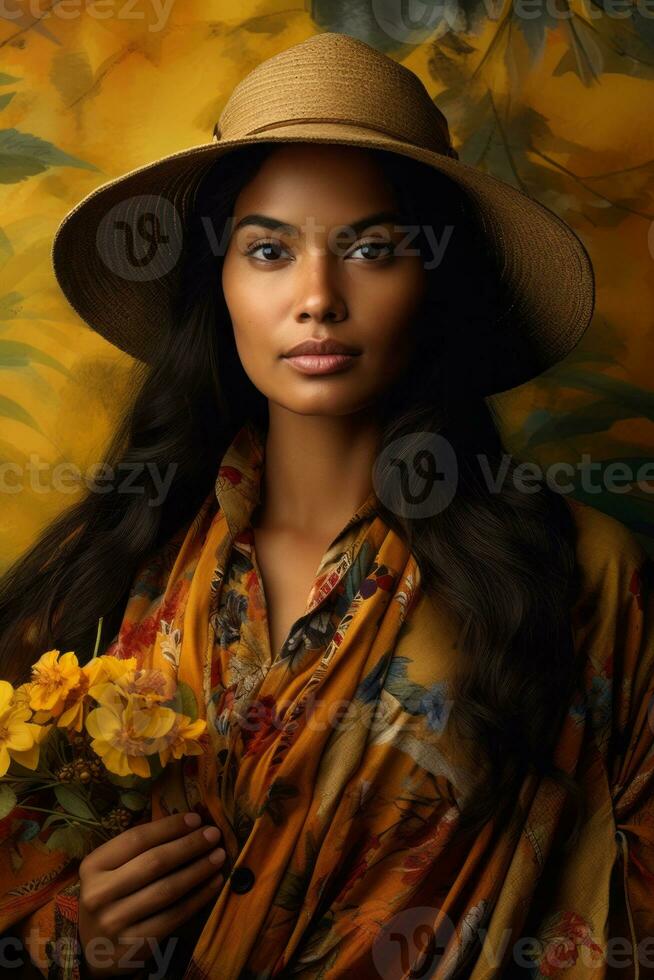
left=0, top=143, right=584, bottom=847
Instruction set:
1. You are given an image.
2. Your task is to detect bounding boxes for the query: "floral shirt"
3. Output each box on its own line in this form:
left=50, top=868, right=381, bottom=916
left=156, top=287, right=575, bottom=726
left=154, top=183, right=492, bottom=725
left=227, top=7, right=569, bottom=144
left=1, top=419, right=653, bottom=980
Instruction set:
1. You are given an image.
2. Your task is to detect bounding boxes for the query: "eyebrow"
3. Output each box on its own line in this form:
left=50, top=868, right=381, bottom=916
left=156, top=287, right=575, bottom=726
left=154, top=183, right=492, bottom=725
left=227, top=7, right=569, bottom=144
left=232, top=210, right=402, bottom=235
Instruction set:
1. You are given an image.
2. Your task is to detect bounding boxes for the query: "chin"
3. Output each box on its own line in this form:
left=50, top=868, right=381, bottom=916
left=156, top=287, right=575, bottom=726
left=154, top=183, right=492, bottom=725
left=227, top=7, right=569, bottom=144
left=275, top=390, right=382, bottom=417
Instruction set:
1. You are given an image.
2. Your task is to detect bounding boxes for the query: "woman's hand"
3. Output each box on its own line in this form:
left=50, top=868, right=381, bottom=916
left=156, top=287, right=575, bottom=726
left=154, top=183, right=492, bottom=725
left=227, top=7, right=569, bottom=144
left=77, top=811, right=227, bottom=978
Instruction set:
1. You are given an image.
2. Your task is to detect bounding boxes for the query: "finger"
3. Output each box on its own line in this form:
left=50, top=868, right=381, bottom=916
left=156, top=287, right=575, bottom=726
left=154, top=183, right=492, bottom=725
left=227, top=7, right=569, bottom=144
left=103, top=845, right=227, bottom=934
left=120, top=871, right=225, bottom=952
left=87, top=824, right=224, bottom=906
left=84, top=812, right=204, bottom=872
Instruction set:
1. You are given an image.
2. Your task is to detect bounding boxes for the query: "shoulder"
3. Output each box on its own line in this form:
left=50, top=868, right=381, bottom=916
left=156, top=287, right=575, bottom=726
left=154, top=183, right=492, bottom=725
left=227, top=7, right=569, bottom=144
left=566, top=497, right=649, bottom=606
left=566, top=500, right=653, bottom=722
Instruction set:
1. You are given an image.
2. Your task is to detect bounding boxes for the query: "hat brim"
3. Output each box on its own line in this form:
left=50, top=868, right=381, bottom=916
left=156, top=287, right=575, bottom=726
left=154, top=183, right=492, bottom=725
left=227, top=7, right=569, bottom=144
left=51, top=123, right=595, bottom=396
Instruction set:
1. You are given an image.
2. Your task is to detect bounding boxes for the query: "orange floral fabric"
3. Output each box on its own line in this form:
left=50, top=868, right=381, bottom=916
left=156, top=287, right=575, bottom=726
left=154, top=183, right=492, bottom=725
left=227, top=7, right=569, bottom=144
left=1, top=417, right=653, bottom=979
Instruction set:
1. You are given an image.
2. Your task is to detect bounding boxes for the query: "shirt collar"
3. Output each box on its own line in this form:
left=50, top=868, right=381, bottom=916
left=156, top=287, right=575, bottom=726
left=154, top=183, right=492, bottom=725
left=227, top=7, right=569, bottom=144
left=214, top=418, right=378, bottom=544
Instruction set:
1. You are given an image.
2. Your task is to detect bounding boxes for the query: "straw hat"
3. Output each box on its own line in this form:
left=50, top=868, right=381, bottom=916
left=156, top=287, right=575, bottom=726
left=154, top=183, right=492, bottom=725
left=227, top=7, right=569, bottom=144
left=51, top=31, right=595, bottom=397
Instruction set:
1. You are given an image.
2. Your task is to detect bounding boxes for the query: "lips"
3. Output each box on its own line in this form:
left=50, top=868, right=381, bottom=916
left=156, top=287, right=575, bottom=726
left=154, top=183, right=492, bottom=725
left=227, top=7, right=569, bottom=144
left=283, top=352, right=358, bottom=376
left=282, top=338, right=361, bottom=357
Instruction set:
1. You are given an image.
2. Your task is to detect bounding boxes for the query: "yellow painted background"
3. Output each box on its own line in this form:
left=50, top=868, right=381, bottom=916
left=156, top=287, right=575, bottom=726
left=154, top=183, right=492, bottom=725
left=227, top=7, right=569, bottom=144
left=0, top=0, right=653, bottom=568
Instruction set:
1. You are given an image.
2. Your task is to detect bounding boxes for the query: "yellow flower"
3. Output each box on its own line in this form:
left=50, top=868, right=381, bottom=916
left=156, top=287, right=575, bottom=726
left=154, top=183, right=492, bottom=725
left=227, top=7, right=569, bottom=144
left=8, top=722, right=52, bottom=772
left=116, top=667, right=174, bottom=704
left=28, top=650, right=82, bottom=717
left=94, top=656, right=138, bottom=681
left=13, top=684, right=32, bottom=708
left=56, top=657, right=108, bottom=732
left=56, top=656, right=139, bottom=732
left=90, top=667, right=173, bottom=709
left=16, top=682, right=50, bottom=723
left=0, top=680, right=43, bottom=776
left=156, top=714, right=207, bottom=767
left=85, top=689, right=177, bottom=778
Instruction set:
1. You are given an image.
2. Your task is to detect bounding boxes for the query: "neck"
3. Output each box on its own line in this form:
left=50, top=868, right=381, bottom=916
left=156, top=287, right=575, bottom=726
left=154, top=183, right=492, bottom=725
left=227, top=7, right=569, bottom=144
left=253, top=403, right=382, bottom=538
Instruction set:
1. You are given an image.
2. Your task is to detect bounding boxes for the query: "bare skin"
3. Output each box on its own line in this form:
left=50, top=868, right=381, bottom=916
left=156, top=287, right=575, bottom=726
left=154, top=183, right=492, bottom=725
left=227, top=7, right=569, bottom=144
left=221, top=143, right=428, bottom=657
left=78, top=812, right=226, bottom=978
left=252, top=525, right=342, bottom=662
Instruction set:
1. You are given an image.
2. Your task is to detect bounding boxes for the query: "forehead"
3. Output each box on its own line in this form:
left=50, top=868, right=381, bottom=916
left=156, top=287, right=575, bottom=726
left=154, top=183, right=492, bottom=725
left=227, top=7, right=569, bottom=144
left=232, top=143, right=399, bottom=218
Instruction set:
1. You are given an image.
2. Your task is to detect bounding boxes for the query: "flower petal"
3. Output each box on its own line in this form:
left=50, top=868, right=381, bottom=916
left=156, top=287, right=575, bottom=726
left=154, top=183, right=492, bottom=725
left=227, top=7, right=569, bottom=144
left=5, top=726, right=34, bottom=752
left=128, top=754, right=151, bottom=779
left=98, top=745, right=131, bottom=777
left=0, top=681, right=15, bottom=712
left=85, top=706, right=119, bottom=740
left=10, top=743, right=39, bottom=770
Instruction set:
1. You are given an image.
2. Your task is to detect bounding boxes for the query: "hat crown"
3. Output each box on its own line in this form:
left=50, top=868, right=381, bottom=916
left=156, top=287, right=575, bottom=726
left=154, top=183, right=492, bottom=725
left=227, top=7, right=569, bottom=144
left=215, top=31, right=455, bottom=155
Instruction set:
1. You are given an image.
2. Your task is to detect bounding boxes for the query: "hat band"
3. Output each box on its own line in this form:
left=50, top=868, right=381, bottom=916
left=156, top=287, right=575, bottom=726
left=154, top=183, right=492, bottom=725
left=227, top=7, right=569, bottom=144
left=213, top=117, right=457, bottom=158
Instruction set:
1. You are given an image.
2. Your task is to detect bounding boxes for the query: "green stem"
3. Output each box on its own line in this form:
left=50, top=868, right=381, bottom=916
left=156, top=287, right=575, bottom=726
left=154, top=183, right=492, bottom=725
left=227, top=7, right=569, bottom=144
left=13, top=804, right=102, bottom=829
left=21, top=778, right=106, bottom=826
left=92, top=617, right=104, bottom=659
left=6, top=777, right=60, bottom=784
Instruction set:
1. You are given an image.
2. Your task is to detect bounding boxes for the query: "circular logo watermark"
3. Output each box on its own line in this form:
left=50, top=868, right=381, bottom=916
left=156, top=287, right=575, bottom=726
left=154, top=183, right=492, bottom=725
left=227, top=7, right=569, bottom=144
left=371, top=0, right=463, bottom=44
left=96, top=194, right=183, bottom=282
left=372, top=905, right=455, bottom=979
left=373, top=432, right=458, bottom=519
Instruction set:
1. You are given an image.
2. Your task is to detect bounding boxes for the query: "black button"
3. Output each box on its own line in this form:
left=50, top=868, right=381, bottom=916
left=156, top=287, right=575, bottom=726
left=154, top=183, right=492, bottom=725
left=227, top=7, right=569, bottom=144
left=230, top=866, right=255, bottom=893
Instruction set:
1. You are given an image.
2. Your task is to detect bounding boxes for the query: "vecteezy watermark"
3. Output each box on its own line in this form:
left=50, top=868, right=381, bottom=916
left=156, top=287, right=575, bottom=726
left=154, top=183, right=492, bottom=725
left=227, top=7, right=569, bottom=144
left=4, top=912, right=654, bottom=977
left=373, top=906, right=456, bottom=978
left=93, top=195, right=459, bottom=281
left=479, top=453, right=654, bottom=495
left=0, top=0, right=176, bottom=35
left=202, top=660, right=652, bottom=742
left=373, top=432, right=459, bottom=520
left=372, top=0, right=485, bottom=44
left=210, top=214, right=457, bottom=272
left=0, top=929, right=178, bottom=978
left=96, top=195, right=184, bottom=282
left=94, top=686, right=454, bottom=745
left=371, top=435, right=654, bottom=520
left=0, top=455, right=177, bottom=506
left=370, top=0, right=654, bottom=46
left=372, top=910, right=654, bottom=976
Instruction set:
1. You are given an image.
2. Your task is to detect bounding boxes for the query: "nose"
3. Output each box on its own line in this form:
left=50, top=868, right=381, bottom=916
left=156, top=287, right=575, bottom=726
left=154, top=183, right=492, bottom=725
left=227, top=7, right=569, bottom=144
left=293, top=251, right=347, bottom=325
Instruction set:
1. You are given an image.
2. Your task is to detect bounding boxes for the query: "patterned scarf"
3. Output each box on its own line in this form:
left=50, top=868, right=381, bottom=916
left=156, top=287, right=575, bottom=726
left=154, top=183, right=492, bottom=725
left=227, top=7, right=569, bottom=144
left=100, top=418, right=654, bottom=980
left=106, top=417, right=427, bottom=977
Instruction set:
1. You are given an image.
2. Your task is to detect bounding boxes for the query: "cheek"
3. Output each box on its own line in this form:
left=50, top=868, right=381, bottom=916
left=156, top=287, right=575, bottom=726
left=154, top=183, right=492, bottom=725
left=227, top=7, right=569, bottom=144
left=359, top=268, right=426, bottom=354
left=351, top=260, right=426, bottom=315
left=222, top=266, right=270, bottom=360
left=222, top=264, right=257, bottom=327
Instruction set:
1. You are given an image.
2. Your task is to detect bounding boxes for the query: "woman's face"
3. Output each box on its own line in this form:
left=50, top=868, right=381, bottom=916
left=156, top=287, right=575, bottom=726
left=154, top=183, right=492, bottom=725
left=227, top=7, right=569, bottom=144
left=221, top=143, right=429, bottom=417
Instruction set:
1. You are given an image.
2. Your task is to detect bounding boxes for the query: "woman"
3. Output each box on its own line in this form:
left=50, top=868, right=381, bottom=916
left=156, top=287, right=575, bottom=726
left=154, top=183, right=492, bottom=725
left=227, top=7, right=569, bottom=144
left=0, top=31, right=652, bottom=980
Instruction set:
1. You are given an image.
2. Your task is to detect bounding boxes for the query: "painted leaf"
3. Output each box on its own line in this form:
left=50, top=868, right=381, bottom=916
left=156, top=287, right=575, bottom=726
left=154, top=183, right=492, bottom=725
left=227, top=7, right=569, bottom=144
left=0, top=394, right=42, bottom=432
left=0, top=128, right=99, bottom=184
left=0, top=339, right=70, bottom=375
left=54, top=785, right=95, bottom=821
left=171, top=679, right=200, bottom=721
left=46, top=824, right=90, bottom=858
left=0, top=784, right=17, bottom=818
left=120, top=790, right=149, bottom=812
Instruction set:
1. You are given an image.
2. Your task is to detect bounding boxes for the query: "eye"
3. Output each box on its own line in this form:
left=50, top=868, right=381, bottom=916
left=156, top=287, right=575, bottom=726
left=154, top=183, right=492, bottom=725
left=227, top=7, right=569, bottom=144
left=244, top=238, right=292, bottom=262
left=243, top=236, right=395, bottom=262
left=347, top=239, right=395, bottom=261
